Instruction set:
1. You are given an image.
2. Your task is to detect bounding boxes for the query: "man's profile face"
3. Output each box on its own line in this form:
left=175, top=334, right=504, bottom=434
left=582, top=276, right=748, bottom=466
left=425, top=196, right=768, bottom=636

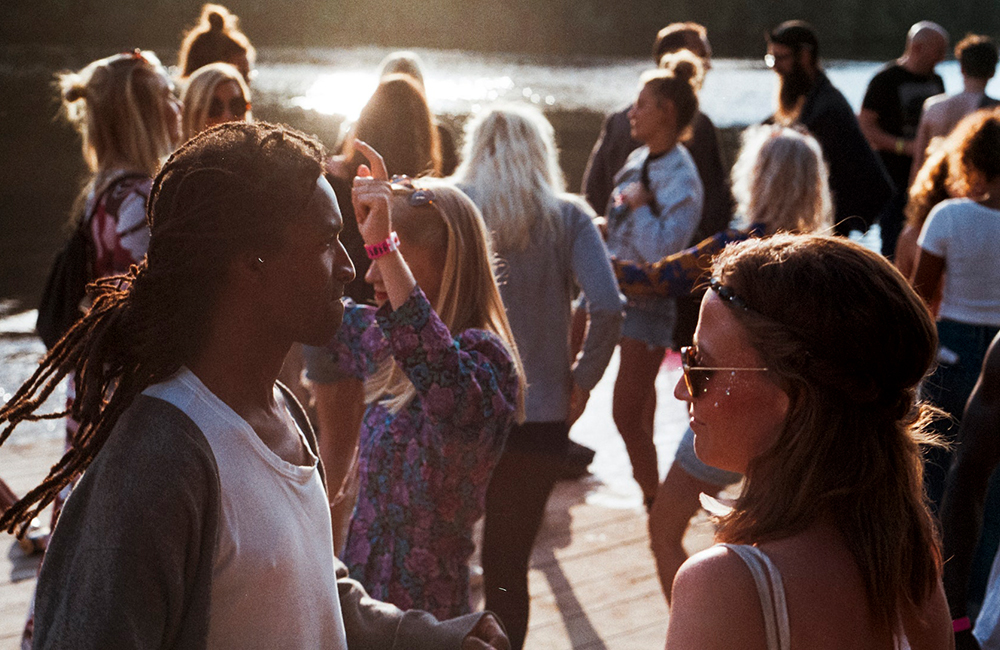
left=257, top=176, right=356, bottom=347
left=766, top=43, right=798, bottom=77
left=768, top=42, right=816, bottom=114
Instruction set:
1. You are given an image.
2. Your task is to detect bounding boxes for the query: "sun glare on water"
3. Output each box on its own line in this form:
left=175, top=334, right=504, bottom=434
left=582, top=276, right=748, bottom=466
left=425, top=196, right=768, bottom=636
left=292, top=71, right=524, bottom=120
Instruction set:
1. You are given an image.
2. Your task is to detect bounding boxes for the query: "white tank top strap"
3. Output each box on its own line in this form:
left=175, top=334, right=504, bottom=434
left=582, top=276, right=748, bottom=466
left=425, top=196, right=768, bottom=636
left=720, top=543, right=791, bottom=650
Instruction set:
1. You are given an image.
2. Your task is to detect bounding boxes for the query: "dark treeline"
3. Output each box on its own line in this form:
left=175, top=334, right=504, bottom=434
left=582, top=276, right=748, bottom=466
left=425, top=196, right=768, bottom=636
left=2, top=0, right=997, bottom=60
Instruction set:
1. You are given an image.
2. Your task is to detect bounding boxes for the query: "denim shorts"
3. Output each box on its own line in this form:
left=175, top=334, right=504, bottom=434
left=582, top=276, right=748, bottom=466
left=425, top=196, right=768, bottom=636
left=621, top=300, right=676, bottom=349
left=674, top=426, right=742, bottom=487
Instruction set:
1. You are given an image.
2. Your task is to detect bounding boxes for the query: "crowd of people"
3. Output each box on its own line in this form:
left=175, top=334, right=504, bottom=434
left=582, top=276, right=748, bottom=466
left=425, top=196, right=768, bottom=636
left=1, top=4, right=999, bottom=649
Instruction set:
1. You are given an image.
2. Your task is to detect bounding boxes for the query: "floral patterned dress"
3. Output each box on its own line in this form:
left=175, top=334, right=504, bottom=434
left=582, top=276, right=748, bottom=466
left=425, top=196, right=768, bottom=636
left=320, top=285, right=519, bottom=619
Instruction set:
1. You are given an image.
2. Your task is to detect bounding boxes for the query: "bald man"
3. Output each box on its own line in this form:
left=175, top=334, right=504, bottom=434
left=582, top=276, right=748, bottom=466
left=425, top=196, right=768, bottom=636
left=859, top=21, right=948, bottom=257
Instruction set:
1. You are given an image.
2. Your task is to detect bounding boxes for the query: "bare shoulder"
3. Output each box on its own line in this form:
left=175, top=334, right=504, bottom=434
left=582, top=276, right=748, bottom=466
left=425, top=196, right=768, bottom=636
left=666, top=545, right=769, bottom=650
left=900, top=580, right=954, bottom=650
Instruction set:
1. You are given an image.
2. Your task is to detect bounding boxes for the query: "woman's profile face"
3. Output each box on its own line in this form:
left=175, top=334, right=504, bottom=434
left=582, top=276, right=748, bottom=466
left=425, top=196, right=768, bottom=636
left=628, top=83, right=673, bottom=145
left=673, top=291, right=790, bottom=474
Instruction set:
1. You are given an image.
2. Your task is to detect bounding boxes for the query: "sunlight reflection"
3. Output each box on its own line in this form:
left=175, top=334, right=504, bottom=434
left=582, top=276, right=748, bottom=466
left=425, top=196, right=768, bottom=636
left=292, top=71, right=377, bottom=121
left=292, top=72, right=518, bottom=119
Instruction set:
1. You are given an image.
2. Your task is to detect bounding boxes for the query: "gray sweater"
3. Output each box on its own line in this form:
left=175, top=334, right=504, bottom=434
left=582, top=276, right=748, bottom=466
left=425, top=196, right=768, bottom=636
left=32, top=388, right=484, bottom=649
left=467, top=193, right=624, bottom=422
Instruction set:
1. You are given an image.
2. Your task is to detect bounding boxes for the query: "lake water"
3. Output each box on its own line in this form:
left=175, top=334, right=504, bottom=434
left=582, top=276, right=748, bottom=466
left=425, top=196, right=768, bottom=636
left=253, top=46, right=1000, bottom=126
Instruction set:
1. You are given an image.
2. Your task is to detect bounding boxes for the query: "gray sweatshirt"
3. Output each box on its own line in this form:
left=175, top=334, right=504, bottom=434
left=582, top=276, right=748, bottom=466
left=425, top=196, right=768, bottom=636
left=470, top=194, right=624, bottom=422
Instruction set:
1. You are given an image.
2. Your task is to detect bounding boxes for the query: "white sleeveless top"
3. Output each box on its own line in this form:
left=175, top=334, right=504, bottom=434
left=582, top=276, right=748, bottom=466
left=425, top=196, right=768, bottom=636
left=144, top=368, right=348, bottom=649
left=721, top=544, right=912, bottom=650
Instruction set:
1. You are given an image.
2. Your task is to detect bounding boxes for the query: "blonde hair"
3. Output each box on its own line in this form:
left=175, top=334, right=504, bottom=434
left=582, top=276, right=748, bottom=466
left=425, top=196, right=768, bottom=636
left=59, top=51, right=179, bottom=192
left=452, top=106, right=569, bottom=253
left=731, top=124, right=833, bottom=234
left=658, top=49, right=706, bottom=92
left=365, top=180, right=526, bottom=421
left=639, top=54, right=703, bottom=138
left=181, top=62, right=252, bottom=140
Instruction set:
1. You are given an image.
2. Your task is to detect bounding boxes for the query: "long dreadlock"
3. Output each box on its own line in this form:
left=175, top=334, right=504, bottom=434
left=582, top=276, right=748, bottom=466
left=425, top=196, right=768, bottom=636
left=0, top=122, right=326, bottom=536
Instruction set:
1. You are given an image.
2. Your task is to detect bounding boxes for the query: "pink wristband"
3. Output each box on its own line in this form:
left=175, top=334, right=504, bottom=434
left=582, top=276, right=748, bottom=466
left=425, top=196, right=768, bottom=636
left=953, top=616, right=972, bottom=633
left=364, top=232, right=400, bottom=260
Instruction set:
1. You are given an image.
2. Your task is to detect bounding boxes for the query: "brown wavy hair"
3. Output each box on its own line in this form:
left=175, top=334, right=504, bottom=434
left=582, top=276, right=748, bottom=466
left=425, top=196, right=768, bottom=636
left=906, top=143, right=951, bottom=231
left=946, top=107, right=1000, bottom=198
left=710, top=234, right=943, bottom=629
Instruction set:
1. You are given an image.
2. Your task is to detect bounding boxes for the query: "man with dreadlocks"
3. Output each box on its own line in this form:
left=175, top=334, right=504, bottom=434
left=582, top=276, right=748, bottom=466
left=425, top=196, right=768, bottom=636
left=0, top=122, right=508, bottom=649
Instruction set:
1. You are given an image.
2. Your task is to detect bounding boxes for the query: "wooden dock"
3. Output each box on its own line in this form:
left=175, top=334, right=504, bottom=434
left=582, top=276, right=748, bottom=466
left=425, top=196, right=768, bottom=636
left=0, top=348, right=717, bottom=649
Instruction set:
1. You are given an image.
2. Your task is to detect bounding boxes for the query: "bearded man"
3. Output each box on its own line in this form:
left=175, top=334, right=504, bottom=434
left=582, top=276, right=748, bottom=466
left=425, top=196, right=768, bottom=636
left=766, top=20, right=893, bottom=236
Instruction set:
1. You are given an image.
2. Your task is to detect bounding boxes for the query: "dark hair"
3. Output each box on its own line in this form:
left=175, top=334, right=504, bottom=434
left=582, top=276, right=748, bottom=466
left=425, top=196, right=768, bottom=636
left=653, top=22, right=708, bottom=63
left=640, top=54, right=702, bottom=134
left=177, top=4, right=255, bottom=81
left=957, top=34, right=999, bottom=80
left=768, top=20, right=820, bottom=64
left=350, top=74, right=441, bottom=177
left=710, top=234, right=941, bottom=630
left=0, top=122, right=324, bottom=535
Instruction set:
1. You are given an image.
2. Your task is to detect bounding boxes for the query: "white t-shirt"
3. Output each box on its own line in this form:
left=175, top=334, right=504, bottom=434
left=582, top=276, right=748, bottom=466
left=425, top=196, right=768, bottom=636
left=143, top=368, right=348, bottom=650
left=918, top=198, right=1000, bottom=326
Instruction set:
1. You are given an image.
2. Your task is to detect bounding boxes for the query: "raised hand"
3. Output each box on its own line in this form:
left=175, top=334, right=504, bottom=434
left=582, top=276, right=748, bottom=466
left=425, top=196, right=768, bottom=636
left=351, top=140, right=393, bottom=247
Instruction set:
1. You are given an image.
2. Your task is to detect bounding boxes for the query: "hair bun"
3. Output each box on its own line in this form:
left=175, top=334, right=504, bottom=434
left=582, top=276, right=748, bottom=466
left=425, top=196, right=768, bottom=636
left=207, top=10, right=226, bottom=31
left=669, top=57, right=701, bottom=85
left=63, top=82, right=87, bottom=102
left=658, top=50, right=705, bottom=91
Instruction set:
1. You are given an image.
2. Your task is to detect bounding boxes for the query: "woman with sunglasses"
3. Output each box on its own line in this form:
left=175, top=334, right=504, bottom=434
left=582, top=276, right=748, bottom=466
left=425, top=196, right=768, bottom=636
left=181, top=62, right=252, bottom=140
left=304, top=142, right=525, bottom=619
left=452, top=105, right=624, bottom=650
left=666, top=234, right=951, bottom=649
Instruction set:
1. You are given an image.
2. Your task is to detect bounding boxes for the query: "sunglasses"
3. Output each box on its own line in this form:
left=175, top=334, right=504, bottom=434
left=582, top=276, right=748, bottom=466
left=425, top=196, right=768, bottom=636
left=680, top=346, right=769, bottom=397
left=208, top=96, right=251, bottom=120
left=390, top=175, right=435, bottom=207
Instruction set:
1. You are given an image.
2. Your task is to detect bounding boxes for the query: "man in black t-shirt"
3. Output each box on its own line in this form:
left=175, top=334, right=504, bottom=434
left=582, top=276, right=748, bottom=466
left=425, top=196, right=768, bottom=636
left=859, top=21, right=948, bottom=257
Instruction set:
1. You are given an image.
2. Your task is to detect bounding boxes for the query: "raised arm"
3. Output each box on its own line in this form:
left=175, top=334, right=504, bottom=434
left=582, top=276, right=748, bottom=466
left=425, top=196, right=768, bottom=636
left=351, top=142, right=519, bottom=437
left=374, top=288, right=519, bottom=435
left=614, top=227, right=746, bottom=298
